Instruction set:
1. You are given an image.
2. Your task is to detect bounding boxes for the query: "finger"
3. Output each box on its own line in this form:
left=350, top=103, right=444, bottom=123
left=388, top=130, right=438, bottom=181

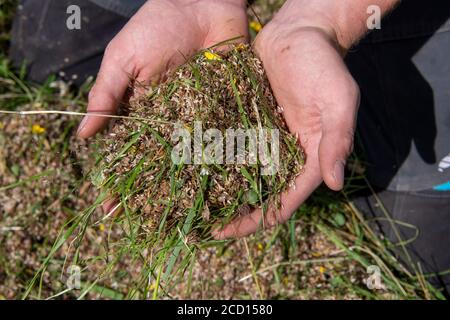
left=77, top=43, right=133, bottom=138
left=102, top=198, right=122, bottom=217
left=319, top=81, right=360, bottom=191
left=213, top=163, right=322, bottom=239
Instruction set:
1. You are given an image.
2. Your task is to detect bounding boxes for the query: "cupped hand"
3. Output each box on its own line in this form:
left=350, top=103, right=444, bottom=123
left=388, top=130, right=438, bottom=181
left=77, top=0, right=248, bottom=139
left=214, top=18, right=360, bottom=239
left=77, top=0, right=248, bottom=214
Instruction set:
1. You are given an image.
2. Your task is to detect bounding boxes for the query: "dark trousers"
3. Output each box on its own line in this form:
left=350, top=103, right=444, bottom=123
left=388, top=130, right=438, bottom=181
left=346, top=0, right=450, bottom=293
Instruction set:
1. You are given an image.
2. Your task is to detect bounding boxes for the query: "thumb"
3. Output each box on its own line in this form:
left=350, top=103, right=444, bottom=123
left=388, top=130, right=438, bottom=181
left=318, top=84, right=360, bottom=191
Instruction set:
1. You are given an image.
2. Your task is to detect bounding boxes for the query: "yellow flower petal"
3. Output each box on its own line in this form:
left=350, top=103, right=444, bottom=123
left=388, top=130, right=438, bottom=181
left=319, top=266, right=326, bottom=274
left=204, top=51, right=221, bottom=61
left=235, top=43, right=247, bottom=51
left=31, top=124, right=46, bottom=134
left=99, top=223, right=106, bottom=232
left=250, top=21, right=262, bottom=32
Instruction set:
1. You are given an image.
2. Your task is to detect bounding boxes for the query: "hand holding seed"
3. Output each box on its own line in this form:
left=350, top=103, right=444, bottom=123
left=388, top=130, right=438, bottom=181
left=76, top=0, right=248, bottom=215
left=213, top=1, right=362, bottom=239
left=80, top=0, right=401, bottom=240
left=77, top=0, right=248, bottom=139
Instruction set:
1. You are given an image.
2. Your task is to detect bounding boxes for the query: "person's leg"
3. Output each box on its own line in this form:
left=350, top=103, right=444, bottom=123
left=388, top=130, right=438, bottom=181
left=9, top=0, right=144, bottom=86
left=353, top=189, right=450, bottom=294
left=346, top=0, right=450, bottom=294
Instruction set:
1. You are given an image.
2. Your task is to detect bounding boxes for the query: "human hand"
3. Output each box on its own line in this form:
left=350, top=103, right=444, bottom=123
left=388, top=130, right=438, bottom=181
left=213, top=1, right=362, bottom=239
left=76, top=0, right=248, bottom=214
left=77, top=0, right=248, bottom=139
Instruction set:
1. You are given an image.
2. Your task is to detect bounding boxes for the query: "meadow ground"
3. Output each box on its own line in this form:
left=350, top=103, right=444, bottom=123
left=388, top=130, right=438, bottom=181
left=0, top=0, right=444, bottom=300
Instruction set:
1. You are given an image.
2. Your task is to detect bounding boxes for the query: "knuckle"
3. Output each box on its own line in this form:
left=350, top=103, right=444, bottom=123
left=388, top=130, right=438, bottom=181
left=265, top=206, right=289, bottom=226
left=104, top=40, right=124, bottom=66
left=104, top=40, right=116, bottom=58
left=342, top=129, right=355, bottom=156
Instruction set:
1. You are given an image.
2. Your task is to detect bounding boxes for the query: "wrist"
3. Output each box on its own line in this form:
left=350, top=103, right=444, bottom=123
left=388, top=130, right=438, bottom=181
left=255, top=14, right=344, bottom=62
left=267, top=0, right=399, bottom=52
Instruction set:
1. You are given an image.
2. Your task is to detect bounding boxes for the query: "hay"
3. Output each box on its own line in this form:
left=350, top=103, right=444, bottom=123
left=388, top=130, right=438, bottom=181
left=91, top=44, right=304, bottom=240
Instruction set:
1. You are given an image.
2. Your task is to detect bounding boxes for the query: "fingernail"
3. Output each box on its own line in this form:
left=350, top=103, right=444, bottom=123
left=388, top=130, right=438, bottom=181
left=77, top=116, right=88, bottom=136
left=333, top=160, right=345, bottom=186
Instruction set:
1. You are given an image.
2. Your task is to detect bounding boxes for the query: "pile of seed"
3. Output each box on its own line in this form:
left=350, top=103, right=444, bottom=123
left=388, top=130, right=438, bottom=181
left=92, top=45, right=304, bottom=236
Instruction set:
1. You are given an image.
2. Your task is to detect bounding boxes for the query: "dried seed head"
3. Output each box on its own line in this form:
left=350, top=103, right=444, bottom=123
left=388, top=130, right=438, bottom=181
left=92, top=44, right=305, bottom=235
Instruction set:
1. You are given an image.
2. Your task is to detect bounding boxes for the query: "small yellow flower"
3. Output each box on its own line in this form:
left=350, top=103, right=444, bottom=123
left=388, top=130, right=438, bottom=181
left=257, top=243, right=264, bottom=251
left=249, top=21, right=262, bottom=32
left=31, top=124, right=46, bottom=134
left=184, top=123, right=193, bottom=133
left=99, top=223, right=106, bottom=232
left=235, top=43, right=247, bottom=51
left=204, top=51, right=221, bottom=61
left=319, top=266, right=326, bottom=274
